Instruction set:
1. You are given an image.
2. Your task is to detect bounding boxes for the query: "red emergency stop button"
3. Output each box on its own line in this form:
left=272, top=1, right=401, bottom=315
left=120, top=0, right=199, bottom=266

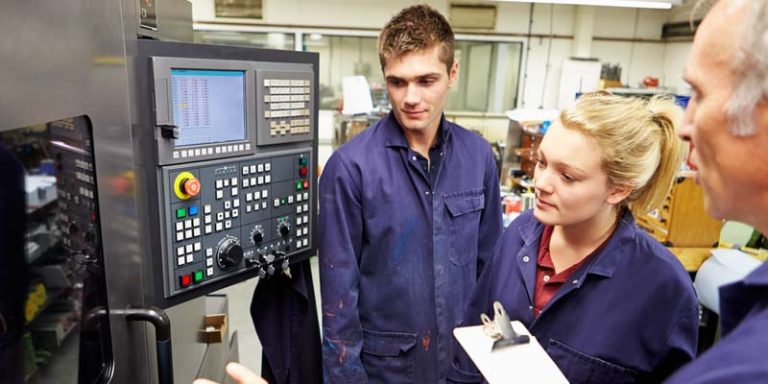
left=174, top=171, right=201, bottom=200
left=299, top=166, right=308, bottom=177
left=180, top=274, right=192, bottom=287
left=182, top=177, right=201, bottom=197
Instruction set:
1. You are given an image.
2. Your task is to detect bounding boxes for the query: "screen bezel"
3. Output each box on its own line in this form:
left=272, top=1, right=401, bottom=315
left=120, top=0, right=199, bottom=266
left=151, top=57, right=257, bottom=165
left=169, top=68, right=247, bottom=148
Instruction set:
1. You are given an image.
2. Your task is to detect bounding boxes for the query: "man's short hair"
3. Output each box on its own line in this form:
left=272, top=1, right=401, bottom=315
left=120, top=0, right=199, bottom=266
left=377, top=4, right=455, bottom=73
left=695, top=0, right=768, bottom=135
left=727, top=0, right=768, bottom=136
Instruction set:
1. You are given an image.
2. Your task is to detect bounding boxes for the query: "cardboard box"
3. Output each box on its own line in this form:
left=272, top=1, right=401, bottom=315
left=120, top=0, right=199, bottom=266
left=199, top=314, right=227, bottom=344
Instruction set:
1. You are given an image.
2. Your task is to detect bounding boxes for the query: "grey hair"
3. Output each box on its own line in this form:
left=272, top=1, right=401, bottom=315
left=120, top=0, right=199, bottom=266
left=727, top=0, right=768, bottom=136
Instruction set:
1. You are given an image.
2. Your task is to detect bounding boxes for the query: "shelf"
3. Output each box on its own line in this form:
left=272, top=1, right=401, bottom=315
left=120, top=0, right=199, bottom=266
left=26, top=287, right=69, bottom=326
left=25, top=238, right=62, bottom=265
left=25, top=322, right=81, bottom=383
left=26, top=199, right=58, bottom=219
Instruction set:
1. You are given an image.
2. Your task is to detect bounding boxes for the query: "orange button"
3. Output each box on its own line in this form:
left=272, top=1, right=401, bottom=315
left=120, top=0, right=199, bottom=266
left=182, top=177, right=201, bottom=197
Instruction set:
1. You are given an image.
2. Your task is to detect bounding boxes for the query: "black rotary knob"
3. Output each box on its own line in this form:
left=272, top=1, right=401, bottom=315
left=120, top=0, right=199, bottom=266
left=252, top=229, right=264, bottom=245
left=217, top=238, right=243, bottom=270
left=278, top=223, right=290, bottom=239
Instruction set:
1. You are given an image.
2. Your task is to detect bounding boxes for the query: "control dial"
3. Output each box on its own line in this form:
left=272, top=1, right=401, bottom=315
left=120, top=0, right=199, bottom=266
left=278, top=222, right=291, bottom=240
left=216, top=236, right=243, bottom=271
left=250, top=226, right=265, bottom=245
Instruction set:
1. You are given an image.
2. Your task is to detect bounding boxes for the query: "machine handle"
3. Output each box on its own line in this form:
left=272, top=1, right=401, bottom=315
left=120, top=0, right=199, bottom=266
left=125, top=306, right=174, bottom=384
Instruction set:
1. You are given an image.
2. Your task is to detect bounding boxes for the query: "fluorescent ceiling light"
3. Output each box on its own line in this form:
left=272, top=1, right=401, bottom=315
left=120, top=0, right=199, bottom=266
left=490, top=0, right=675, bottom=9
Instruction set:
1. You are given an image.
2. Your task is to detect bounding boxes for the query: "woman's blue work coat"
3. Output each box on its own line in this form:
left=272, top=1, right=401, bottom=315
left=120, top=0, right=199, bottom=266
left=319, top=112, right=503, bottom=383
left=451, top=210, right=699, bottom=383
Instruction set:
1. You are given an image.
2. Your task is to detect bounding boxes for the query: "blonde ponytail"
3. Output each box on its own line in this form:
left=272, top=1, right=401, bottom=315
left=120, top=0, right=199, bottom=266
left=627, top=96, right=686, bottom=216
left=559, top=93, right=687, bottom=216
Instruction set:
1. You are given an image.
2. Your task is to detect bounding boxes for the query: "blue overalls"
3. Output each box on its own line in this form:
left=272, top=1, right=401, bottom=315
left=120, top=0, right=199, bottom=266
left=666, top=262, right=768, bottom=383
left=452, top=210, right=699, bottom=383
left=319, top=112, right=503, bottom=383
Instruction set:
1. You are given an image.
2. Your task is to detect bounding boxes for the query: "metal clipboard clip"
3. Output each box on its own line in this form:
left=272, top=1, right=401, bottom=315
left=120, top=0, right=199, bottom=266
left=481, top=301, right=530, bottom=351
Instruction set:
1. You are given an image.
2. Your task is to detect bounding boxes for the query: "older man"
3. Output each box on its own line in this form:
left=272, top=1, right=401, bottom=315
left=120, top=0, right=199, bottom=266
left=666, top=0, right=768, bottom=382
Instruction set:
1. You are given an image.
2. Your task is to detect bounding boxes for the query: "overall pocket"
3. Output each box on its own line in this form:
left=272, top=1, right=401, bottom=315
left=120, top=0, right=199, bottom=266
left=444, top=188, right=485, bottom=266
left=360, top=329, right=417, bottom=384
left=547, top=339, right=640, bottom=384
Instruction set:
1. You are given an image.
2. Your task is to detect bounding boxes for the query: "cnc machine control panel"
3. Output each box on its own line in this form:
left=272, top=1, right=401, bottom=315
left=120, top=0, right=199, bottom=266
left=164, top=151, right=313, bottom=293
left=148, top=50, right=318, bottom=299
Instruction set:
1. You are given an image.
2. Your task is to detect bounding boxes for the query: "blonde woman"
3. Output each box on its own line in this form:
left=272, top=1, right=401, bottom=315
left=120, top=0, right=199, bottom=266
left=450, top=93, right=698, bottom=384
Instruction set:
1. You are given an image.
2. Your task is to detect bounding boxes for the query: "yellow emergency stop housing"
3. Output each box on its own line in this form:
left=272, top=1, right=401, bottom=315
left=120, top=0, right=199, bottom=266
left=173, top=171, right=197, bottom=200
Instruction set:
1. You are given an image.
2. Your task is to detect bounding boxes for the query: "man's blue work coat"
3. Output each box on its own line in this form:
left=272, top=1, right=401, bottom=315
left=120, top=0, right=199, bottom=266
left=451, top=210, right=699, bottom=383
left=319, top=112, right=503, bottom=383
left=666, top=262, right=768, bottom=383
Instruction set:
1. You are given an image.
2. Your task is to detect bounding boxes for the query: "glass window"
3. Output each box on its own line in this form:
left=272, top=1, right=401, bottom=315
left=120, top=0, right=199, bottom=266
left=303, top=35, right=384, bottom=110
left=303, top=34, right=522, bottom=113
left=193, top=31, right=295, bottom=51
left=447, top=41, right=523, bottom=113
left=1, top=116, right=112, bottom=384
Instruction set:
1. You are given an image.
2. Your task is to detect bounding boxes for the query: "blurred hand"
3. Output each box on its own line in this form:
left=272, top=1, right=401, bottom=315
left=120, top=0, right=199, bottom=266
left=193, top=362, right=267, bottom=384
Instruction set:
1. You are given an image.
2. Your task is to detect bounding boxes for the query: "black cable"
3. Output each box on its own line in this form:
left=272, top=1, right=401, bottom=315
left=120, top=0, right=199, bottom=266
left=521, top=3, right=534, bottom=108
left=540, top=4, right=555, bottom=109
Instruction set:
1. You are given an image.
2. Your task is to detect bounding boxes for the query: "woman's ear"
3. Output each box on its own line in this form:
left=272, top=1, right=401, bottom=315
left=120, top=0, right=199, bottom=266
left=606, top=184, right=632, bottom=206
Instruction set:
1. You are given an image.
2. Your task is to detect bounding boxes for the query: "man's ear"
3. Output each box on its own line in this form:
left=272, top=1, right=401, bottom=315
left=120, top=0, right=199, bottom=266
left=756, top=98, right=768, bottom=132
left=448, top=60, right=459, bottom=88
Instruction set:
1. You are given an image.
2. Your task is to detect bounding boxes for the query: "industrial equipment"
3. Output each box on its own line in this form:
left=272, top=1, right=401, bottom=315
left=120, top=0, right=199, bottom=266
left=0, top=1, right=318, bottom=382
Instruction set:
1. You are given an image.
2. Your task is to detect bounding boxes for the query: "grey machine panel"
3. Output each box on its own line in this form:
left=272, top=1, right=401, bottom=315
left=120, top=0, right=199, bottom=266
left=161, top=149, right=314, bottom=297
left=141, top=40, right=319, bottom=304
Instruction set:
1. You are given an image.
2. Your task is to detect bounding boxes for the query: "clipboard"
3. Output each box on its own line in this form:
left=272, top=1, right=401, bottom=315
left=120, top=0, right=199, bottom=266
left=453, top=321, right=568, bottom=384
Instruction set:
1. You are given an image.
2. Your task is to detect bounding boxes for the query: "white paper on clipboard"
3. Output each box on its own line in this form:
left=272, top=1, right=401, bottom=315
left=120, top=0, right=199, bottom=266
left=453, top=321, right=568, bottom=384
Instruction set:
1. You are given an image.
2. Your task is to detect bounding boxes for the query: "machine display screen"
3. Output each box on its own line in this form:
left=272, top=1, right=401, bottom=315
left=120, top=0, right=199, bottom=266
left=170, top=69, right=246, bottom=147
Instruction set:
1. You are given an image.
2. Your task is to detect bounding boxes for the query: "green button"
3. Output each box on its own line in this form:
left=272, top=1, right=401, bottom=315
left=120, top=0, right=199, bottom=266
left=299, top=157, right=307, bottom=166
left=281, top=197, right=287, bottom=205
left=296, top=181, right=302, bottom=191
left=194, top=270, right=204, bottom=283
left=176, top=208, right=187, bottom=218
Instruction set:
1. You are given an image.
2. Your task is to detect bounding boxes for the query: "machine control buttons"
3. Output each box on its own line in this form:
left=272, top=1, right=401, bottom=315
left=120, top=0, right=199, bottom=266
left=166, top=152, right=315, bottom=297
